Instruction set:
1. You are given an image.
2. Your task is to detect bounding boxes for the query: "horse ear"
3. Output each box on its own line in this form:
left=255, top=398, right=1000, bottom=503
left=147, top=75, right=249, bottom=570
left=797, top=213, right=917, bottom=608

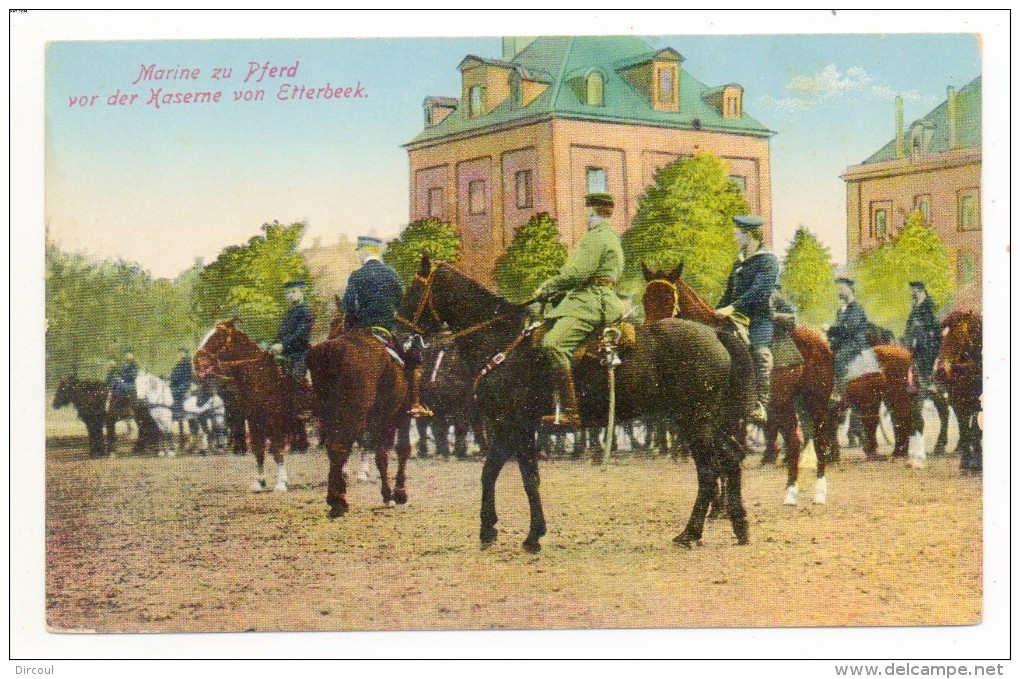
left=669, top=262, right=684, bottom=281
left=418, top=253, right=432, bottom=277
left=641, top=261, right=652, bottom=281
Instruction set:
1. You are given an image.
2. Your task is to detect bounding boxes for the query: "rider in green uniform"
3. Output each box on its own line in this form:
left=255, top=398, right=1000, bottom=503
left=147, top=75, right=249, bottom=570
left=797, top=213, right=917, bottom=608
left=534, top=192, right=624, bottom=429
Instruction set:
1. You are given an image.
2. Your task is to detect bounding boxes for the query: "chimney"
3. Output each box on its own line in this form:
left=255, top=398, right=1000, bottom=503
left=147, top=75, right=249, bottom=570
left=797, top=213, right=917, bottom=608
left=947, top=86, right=958, bottom=149
left=895, top=95, right=904, bottom=159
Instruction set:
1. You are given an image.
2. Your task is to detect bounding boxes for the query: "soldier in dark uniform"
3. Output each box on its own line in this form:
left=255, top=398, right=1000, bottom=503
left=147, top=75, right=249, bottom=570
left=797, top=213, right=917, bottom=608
left=169, top=347, right=192, bottom=421
left=717, top=215, right=780, bottom=423
left=270, top=280, right=314, bottom=380
left=120, top=351, right=139, bottom=391
left=343, top=235, right=431, bottom=418
left=827, top=277, right=873, bottom=403
left=904, top=280, right=941, bottom=389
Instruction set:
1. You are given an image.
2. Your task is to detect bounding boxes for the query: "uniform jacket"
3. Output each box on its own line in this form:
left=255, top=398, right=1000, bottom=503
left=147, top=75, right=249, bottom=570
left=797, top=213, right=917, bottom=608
left=718, top=248, right=780, bottom=346
left=828, top=300, right=871, bottom=378
left=342, top=258, right=403, bottom=331
left=170, top=358, right=192, bottom=392
left=904, top=296, right=941, bottom=376
left=542, top=220, right=624, bottom=324
left=276, top=303, right=314, bottom=360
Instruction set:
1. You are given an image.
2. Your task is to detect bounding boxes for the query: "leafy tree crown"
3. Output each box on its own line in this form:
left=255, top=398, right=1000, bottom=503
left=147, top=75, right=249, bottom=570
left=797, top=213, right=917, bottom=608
left=383, top=218, right=461, bottom=285
left=494, top=212, right=568, bottom=303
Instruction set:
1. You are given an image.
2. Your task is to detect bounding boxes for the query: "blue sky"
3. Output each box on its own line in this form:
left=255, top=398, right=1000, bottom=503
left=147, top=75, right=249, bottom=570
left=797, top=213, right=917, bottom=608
left=45, top=33, right=980, bottom=279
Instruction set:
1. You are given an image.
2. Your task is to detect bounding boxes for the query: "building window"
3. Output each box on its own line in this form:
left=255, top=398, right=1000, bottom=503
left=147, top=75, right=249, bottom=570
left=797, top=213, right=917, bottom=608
left=468, top=179, right=486, bottom=215
left=585, top=72, right=604, bottom=106
left=586, top=167, right=607, bottom=194
left=958, top=251, right=976, bottom=288
left=427, top=187, right=444, bottom=219
left=468, top=85, right=483, bottom=118
left=958, top=189, right=980, bottom=231
left=515, top=170, right=533, bottom=209
left=872, top=208, right=888, bottom=240
left=914, top=194, right=931, bottom=222
left=726, top=96, right=739, bottom=117
left=658, top=67, right=674, bottom=103
left=729, top=175, right=746, bottom=194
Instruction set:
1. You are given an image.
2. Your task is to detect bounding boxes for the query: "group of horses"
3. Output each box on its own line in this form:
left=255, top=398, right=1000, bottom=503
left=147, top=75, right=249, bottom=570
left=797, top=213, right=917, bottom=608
left=54, top=253, right=982, bottom=554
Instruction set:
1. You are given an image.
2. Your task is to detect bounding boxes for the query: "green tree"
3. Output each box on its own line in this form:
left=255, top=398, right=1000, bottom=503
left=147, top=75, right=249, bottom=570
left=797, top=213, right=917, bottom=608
left=621, top=153, right=748, bottom=304
left=383, top=218, right=461, bottom=285
left=853, top=210, right=955, bottom=335
left=193, top=221, right=313, bottom=342
left=45, top=239, right=199, bottom=386
left=494, top=212, right=568, bottom=303
left=779, top=226, right=840, bottom=328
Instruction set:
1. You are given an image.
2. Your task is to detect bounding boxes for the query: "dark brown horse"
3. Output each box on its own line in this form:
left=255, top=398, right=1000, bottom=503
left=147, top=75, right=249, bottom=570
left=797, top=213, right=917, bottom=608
left=53, top=373, right=143, bottom=457
left=641, top=263, right=834, bottom=503
left=194, top=320, right=303, bottom=492
left=398, top=255, right=751, bottom=552
left=306, top=322, right=412, bottom=516
left=936, top=311, right=982, bottom=473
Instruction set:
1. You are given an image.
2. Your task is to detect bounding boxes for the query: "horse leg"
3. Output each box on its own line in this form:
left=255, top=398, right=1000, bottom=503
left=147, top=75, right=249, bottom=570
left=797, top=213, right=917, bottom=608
left=480, top=428, right=513, bottom=547
left=930, top=389, right=950, bottom=457
left=324, top=438, right=352, bottom=518
left=674, top=421, right=716, bottom=548
left=435, top=420, right=451, bottom=459
left=392, top=420, right=411, bottom=505
left=721, top=442, right=749, bottom=544
left=415, top=418, right=430, bottom=458
left=453, top=419, right=469, bottom=459
left=856, top=397, right=882, bottom=460
left=249, top=421, right=268, bottom=492
left=375, top=432, right=394, bottom=506
left=270, top=433, right=288, bottom=493
left=779, top=404, right=802, bottom=505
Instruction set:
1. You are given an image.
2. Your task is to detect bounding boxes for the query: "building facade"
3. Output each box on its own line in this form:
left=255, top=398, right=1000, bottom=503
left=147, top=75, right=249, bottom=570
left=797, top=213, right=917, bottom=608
left=405, top=36, right=775, bottom=283
left=842, top=76, right=982, bottom=312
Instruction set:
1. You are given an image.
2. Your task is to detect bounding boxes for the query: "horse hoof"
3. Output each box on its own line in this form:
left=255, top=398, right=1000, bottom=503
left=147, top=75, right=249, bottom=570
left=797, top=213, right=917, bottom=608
left=736, top=535, right=750, bottom=546
left=251, top=479, right=267, bottom=493
left=521, top=538, right=542, bottom=554
left=384, top=500, right=396, bottom=508
left=783, top=485, right=798, bottom=506
left=327, top=504, right=348, bottom=519
left=274, top=482, right=288, bottom=493
left=480, top=527, right=498, bottom=547
left=393, top=489, right=408, bottom=505
left=672, top=533, right=700, bottom=549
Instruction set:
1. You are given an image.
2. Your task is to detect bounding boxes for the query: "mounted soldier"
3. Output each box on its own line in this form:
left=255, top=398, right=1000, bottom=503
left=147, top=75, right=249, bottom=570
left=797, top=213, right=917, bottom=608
left=270, top=280, right=314, bottom=380
left=903, top=280, right=941, bottom=391
left=716, top=215, right=780, bottom=423
left=827, top=277, right=879, bottom=404
left=534, top=192, right=624, bottom=429
left=169, top=347, right=192, bottom=421
left=343, top=235, right=431, bottom=418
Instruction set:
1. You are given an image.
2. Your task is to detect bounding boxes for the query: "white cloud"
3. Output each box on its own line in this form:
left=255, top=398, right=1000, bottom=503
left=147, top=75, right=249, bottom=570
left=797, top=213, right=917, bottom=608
left=759, top=64, right=940, bottom=112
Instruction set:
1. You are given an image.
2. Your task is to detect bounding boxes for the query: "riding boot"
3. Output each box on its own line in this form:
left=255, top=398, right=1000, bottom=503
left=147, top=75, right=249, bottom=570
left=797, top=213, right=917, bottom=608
left=751, top=346, right=773, bottom=424
left=408, top=365, right=433, bottom=418
left=542, top=366, right=582, bottom=429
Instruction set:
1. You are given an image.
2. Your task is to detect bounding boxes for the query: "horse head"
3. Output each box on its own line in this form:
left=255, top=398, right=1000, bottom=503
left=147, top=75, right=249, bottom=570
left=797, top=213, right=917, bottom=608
left=193, top=319, right=260, bottom=380
left=641, top=261, right=684, bottom=323
left=937, top=311, right=982, bottom=380
left=53, top=374, right=78, bottom=408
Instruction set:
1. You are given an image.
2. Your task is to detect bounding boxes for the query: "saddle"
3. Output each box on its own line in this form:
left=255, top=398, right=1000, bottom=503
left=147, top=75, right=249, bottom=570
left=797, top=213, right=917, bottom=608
left=530, top=321, right=637, bottom=362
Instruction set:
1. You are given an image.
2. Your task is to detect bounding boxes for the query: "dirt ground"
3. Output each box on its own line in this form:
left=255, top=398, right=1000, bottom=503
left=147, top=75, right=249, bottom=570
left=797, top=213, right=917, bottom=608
left=45, top=409, right=981, bottom=634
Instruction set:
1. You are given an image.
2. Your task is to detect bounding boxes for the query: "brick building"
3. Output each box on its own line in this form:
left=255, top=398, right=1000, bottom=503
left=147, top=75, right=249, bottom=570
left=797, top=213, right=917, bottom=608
left=842, top=76, right=982, bottom=311
left=405, top=36, right=775, bottom=283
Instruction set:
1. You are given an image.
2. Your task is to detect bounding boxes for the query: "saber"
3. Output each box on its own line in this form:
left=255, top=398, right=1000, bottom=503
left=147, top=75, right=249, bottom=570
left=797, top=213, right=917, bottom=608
left=600, top=327, right=622, bottom=470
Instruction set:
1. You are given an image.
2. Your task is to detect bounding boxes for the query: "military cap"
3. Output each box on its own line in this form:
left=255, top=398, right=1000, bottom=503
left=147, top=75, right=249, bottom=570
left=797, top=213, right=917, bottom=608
left=733, top=215, right=765, bottom=230
left=585, top=192, right=615, bottom=208
left=835, top=277, right=855, bottom=288
left=283, top=280, right=307, bottom=289
left=908, top=280, right=927, bottom=290
left=357, top=235, right=384, bottom=251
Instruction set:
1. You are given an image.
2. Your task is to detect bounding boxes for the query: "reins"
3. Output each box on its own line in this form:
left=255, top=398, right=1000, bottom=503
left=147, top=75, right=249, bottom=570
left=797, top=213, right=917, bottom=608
left=195, top=323, right=268, bottom=381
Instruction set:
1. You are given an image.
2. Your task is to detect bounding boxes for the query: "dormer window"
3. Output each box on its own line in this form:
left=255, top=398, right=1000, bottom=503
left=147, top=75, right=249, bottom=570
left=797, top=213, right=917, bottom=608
left=585, top=71, right=604, bottom=106
left=468, top=85, right=483, bottom=118
left=726, top=95, right=739, bottom=117
left=658, top=68, right=674, bottom=103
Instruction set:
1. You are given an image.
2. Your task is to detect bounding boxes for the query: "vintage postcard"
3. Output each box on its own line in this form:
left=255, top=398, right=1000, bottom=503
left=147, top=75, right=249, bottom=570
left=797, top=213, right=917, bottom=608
left=12, top=10, right=1009, bottom=664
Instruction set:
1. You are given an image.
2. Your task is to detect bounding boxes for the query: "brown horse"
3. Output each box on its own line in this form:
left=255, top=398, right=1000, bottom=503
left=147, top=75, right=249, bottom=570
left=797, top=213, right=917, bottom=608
left=398, top=255, right=752, bottom=552
left=641, top=263, right=834, bottom=503
left=306, top=324, right=412, bottom=517
left=194, top=320, right=303, bottom=492
left=936, top=311, right=982, bottom=473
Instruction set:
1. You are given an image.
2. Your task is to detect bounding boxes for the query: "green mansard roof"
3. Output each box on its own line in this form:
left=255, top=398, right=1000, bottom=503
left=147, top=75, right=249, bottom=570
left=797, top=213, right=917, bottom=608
left=863, top=76, right=982, bottom=164
left=408, top=35, right=773, bottom=147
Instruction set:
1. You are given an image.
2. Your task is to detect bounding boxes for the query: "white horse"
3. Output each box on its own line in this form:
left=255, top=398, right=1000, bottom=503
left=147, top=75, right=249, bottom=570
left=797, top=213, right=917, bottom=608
left=134, top=371, right=176, bottom=456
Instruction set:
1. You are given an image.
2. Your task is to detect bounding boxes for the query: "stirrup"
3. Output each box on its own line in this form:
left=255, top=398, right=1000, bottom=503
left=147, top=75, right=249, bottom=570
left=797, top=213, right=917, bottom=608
left=409, top=403, right=434, bottom=418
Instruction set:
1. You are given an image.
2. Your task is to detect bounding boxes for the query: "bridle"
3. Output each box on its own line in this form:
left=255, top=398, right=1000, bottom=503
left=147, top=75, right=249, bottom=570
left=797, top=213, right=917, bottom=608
left=644, top=278, right=680, bottom=318
left=395, top=260, right=526, bottom=345
left=194, top=323, right=264, bottom=380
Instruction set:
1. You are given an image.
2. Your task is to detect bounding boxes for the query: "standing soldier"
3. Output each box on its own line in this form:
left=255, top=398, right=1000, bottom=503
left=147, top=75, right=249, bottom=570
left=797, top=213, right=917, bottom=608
left=170, top=347, right=192, bottom=420
left=534, top=192, right=624, bottom=429
left=343, top=235, right=431, bottom=418
left=717, top=215, right=780, bottom=423
left=270, top=280, right=314, bottom=380
left=903, top=280, right=941, bottom=391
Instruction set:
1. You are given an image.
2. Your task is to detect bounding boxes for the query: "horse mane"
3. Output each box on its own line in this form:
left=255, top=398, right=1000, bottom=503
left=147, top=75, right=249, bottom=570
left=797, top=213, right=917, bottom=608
left=941, top=310, right=982, bottom=329
left=434, top=261, right=525, bottom=320
left=671, top=277, right=724, bottom=328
